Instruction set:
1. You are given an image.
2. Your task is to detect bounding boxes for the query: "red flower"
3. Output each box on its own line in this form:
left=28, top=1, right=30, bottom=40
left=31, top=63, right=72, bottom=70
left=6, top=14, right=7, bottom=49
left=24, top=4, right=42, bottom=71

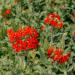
left=54, top=48, right=63, bottom=55
left=22, top=41, right=27, bottom=50
left=52, top=48, right=63, bottom=61
left=7, top=26, right=39, bottom=52
left=5, top=9, right=11, bottom=15
left=24, top=26, right=39, bottom=38
left=72, top=31, right=75, bottom=35
left=54, top=14, right=60, bottom=20
left=26, top=37, right=39, bottom=49
left=44, top=13, right=63, bottom=29
left=7, top=29, right=15, bottom=43
left=48, top=13, right=60, bottom=20
left=47, top=47, right=71, bottom=64
left=50, top=20, right=63, bottom=29
left=72, top=14, right=75, bottom=18
left=44, top=17, right=50, bottom=24
left=53, top=55, right=62, bottom=61
left=56, top=22, right=63, bottom=29
left=50, top=20, right=57, bottom=27
left=58, top=53, right=71, bottom=64
left=47, top=47, right=54, bottom=58
left=12, top=42, right=23, bottom=52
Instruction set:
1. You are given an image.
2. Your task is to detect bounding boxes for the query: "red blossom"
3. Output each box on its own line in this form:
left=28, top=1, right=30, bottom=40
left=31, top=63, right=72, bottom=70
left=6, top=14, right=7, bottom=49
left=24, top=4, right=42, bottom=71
left=47, top=47, right=71, bottom=64
left=54, top=48, right=63, bottom=55
left=44, top=17, right=50, bottom=24
left=58, top=53, right=71, bottom=64
left=22, top=41, right=27, bottom=50
left=7, top=29, right=15, bottom=43
left=52, top=48, right=63, bottom=61
left=47, top=47, right=54, bottom=58
left=44, top=13, right=63, bottom=29
left=5, top=9, right=11, bottom=15
left=72, top=14, right=75, bottom=18
left=50, top=20, right=58, bottom=27
left=53, top=55, right=62, bottom=61
left=7, top=26, right=39, bottom=52
left=56, top=22, right=63, bottom=29
left=48, top=13, right=60, bottom=20
left=24, top=26, right=39, bottom=38
left=72, top=31, right=75, bottom=35
left=26, top=37, right=39, bottom=49
left=12, top=43, right=23, bottom=52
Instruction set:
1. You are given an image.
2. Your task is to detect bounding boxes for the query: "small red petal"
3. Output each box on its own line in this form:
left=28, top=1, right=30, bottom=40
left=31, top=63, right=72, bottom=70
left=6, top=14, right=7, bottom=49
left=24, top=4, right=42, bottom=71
left=72, top=31, right=75, bottom=35
left=56, top=22, right=63, bottom=29
left=58, top=53, right=70, bottom=64
left=50, top=20, right=58, bottom=27
left=48, top=13, right=60, bottom=20
left=72, top=14, right=75, bottom=18
left=5, top=9, right=11, bottom=15
left=54, top=48, right=63, bottom=55
left=53, top=55, right=62, bottom=61
left=44, top=17, right=50, bottom=24
left=47, top=47, right=54, bottom=58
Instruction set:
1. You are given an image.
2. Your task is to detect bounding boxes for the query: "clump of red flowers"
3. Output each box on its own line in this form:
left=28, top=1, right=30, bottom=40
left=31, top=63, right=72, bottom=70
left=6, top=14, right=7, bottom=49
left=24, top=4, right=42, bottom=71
left=7, top=26, right=39, bottom=52
left=44, top=13, right=63, bottom=29
left=47, top=47, right=71, bottom=64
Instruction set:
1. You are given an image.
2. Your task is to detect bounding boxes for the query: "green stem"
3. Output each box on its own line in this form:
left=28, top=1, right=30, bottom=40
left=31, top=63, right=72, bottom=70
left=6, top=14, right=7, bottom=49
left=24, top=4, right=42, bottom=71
left=64, top=71, right=67, bottom=75
left=61, top=32, right=67, bottom=49
left=50, top=27, right=53, bottom=45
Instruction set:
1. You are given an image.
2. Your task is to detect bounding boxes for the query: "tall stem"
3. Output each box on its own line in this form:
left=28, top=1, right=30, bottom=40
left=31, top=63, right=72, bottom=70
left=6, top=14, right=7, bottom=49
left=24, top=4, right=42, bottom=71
left=64, top=71, right=67, bottom=75
left=50, top=27, right=53, bottom=45
left=61, top=32, right=67, bottom=49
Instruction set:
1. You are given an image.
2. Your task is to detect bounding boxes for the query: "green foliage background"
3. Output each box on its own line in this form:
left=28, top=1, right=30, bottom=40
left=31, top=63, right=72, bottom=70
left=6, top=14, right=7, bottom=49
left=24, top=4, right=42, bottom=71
left=0, top=0, right=75, bottom=75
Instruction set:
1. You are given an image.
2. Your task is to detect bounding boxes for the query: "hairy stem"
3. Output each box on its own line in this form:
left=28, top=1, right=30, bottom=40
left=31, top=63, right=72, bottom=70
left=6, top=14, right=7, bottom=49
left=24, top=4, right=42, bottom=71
left=64, top=71, right=67, bottom=75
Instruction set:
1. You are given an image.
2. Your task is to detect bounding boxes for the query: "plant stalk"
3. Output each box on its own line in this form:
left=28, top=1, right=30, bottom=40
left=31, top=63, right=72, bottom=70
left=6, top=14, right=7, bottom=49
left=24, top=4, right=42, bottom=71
left=64, top=71, right=67, bottom=75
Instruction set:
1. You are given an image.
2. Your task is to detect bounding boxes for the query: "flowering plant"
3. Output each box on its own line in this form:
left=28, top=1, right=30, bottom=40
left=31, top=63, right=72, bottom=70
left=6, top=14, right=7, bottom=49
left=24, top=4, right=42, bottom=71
left=0, top=0, right=75, bottom=75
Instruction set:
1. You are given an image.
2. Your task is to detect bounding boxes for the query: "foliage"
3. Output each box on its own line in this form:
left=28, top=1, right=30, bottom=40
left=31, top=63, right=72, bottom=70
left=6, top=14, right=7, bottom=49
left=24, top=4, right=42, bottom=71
left=0, top=0, right=75, bottom=75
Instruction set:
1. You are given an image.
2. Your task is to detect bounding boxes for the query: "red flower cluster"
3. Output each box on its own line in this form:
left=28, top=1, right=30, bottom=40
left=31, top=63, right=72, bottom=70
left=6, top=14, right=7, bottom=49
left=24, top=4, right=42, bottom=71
left=47, top=47, right=71, bottom=64
left=7, top=26, right=39, bottom=52
left=44, top=13, right=63, bottom=29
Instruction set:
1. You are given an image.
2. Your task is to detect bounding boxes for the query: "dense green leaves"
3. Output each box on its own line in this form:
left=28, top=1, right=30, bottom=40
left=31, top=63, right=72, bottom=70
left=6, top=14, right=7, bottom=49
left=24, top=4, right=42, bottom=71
left=0, top=0, right=75, bottom=75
